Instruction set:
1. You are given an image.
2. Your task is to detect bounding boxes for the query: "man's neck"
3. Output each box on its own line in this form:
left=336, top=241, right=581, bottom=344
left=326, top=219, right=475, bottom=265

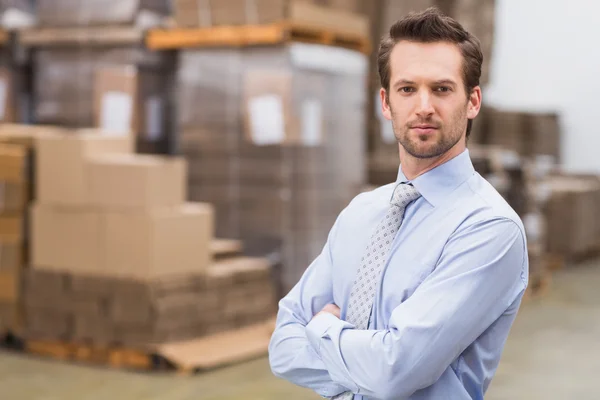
left=399, top=143, right=466, bottom=181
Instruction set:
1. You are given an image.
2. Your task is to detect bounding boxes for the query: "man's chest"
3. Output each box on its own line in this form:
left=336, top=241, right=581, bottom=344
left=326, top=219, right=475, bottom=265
left=331, top=205, right=463, bottom=317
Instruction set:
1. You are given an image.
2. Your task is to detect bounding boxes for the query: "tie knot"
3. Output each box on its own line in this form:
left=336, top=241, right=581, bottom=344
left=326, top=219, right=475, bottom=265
left=391, top=183, right=421, bottom=208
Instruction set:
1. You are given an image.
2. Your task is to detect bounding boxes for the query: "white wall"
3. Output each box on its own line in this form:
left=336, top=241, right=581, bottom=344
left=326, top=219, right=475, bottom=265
left=484, top=0, right=600, bottom=173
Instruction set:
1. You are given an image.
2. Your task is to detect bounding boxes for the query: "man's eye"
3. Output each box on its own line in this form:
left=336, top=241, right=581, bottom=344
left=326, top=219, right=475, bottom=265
left=399, top=87, right=415, bottom=93
left=436, top=86, right=451, bottom=92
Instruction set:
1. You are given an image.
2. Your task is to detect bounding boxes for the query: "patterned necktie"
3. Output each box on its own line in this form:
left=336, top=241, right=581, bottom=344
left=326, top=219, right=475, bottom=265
left=333, top=183, right=421, bottom=400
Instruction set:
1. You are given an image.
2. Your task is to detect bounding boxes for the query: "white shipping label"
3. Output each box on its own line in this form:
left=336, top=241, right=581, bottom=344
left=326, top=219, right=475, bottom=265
left=0, top=79, right=8, bottom=121
left=145, top=96, right=163, bottom=141
left=301, top=98, right=322, bottom=146
left=100, top=91, right=133, bottom=136
left=248, top=95, right=285, bottom=146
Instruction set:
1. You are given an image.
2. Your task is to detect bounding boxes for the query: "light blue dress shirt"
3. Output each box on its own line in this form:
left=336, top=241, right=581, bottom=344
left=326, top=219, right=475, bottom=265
left=268, top=149, right=529, bottom=400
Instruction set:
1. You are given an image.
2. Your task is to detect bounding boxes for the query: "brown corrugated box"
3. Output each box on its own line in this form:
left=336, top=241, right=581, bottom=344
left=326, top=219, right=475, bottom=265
left=23, top=259, right=276, bottom=346
left=543, top=175, right=600, bottom=257
left=31, top=202, right=214, bottom=279
left=36, top=130, right=134, bottom=206
left=31, top=204, right=105, bottom=274
left=87, top=154, right=186, bottom=209
left=104, top=203, right=214, bottom=279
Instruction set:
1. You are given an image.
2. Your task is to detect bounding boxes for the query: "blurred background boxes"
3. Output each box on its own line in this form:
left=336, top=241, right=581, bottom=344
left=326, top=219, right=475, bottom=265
left=177, top=43, right=367, bottom=292
left=172, top=0, right=369, bottom=37
left=31, top=48, right=174, bottom=154
left=0, top=1, right=599, bottom=397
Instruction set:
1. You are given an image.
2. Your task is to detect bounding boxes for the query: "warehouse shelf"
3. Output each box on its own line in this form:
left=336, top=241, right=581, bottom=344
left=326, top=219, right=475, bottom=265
left=10, top=319, right=275, bottom=373
left=146, top=22, right=371, bottom=54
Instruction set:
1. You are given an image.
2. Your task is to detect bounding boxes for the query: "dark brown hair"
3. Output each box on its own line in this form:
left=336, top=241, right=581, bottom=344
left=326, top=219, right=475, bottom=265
left=378, top=7, right=483, bottom=137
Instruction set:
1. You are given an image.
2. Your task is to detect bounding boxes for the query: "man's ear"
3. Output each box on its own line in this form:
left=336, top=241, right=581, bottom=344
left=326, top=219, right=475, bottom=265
left=380, top=88, right=392, bottom=121
left=467, top=86, right=482, bottom=119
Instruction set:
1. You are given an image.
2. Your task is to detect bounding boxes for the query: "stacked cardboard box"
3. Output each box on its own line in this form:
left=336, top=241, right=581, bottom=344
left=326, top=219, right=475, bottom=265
left=173, top=0, right=369, bottom=36
left=178, top=44, right=367, bottom=292
left=35, top=0, right=169, bottom=27
left=0, top=124, right=64, bottom=334
left=27, top=0, right=173, bottom=153
left=0, top=142, right=26, bottom=333
left=24, top=129, right=276, bottom=345
left=32, top=47, right=173, bottom=154
left=24, top=256, right=276, bottom=345
left=483, top=107, right=561, bottom=161
left=542, top=174, right=600, bottom=260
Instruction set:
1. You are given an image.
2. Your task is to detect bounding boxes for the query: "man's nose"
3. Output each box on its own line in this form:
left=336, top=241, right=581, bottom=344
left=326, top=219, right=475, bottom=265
left=415, top=91, right=435, bottom=117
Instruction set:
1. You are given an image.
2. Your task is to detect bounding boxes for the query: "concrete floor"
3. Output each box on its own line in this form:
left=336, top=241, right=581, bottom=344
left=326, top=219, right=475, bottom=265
left=1, top=261, right=600, bottom=399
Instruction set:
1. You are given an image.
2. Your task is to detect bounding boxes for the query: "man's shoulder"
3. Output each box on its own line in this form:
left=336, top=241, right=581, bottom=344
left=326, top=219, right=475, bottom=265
left=462, top=173, right=526, bottom=233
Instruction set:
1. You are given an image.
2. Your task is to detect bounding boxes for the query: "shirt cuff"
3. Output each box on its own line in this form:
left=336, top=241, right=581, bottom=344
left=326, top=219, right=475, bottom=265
left=306, top=312, right=342, bottom=357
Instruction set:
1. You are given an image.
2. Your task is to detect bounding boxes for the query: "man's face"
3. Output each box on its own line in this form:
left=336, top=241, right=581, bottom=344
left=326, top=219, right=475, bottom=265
left=381, top=41, right=480, bottom=159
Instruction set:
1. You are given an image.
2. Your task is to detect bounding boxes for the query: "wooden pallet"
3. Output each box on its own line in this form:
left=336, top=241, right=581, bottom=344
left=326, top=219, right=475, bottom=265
left=146, top=22, right=370, bottom=54
left=14, top=319, right=275, bottom=373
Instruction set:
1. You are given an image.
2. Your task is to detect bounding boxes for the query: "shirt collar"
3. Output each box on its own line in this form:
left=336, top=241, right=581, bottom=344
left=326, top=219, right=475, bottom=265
left=395, top=149, right=475, bottom=207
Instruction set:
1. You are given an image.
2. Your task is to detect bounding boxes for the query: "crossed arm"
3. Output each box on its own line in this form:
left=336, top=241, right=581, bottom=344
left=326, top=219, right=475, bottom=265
left=268, top=217, right=527, bottom=399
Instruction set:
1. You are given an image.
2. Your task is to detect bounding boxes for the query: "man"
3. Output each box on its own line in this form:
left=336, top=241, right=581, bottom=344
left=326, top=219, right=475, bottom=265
left=268, top=7, right=528, bottom=400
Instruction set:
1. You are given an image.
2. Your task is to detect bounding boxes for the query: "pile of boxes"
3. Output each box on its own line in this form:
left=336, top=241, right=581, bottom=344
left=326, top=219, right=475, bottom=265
left=0, top=141, right=27, bottom=333
left=173, top=0, right=369, bottom=33
left=14, top=127, right=275, bottom=345
left=28, top=0, right=174, bottom=154
left=541, top=174, right=600, bottom=261
left=473, top=106, right=561, bottom=162
left=178, top=44, right=368, bottom=292
left=25, top=255, right=276, bottom=345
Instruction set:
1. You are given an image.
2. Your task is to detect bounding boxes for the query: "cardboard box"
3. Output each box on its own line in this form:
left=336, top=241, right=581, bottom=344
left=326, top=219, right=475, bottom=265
left=31, top=204, right=105, bottom=274
left=73, top=315, right=114, bottom=345
left=94, top=66, right=166, bottom=142
left=24, top=308, right=71, bottom=341
left=0, top=182, right=27, bottom=214
left=0, top=271, right=18, bottom=302
left=36, top=130, right=133, bottom=206
left=0, top=143, right=26, bottom=183
left=0, top=237, right=23, bottom=273
left=0, top=215, right=22, bottom=239
left=104, top=203, right=214, bottom=279
left=87, top=154, right=186, bottom=209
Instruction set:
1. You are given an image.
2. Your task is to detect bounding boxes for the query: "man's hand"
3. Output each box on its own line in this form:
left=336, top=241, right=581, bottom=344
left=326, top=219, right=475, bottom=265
left=313, top=303, right=341, bottom=320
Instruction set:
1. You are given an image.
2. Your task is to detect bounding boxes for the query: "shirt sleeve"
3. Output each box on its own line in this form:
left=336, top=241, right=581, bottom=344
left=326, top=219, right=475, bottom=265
left=305, top=217, right=528, bottom=399
left=268, top=210, right=350, bottom=398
